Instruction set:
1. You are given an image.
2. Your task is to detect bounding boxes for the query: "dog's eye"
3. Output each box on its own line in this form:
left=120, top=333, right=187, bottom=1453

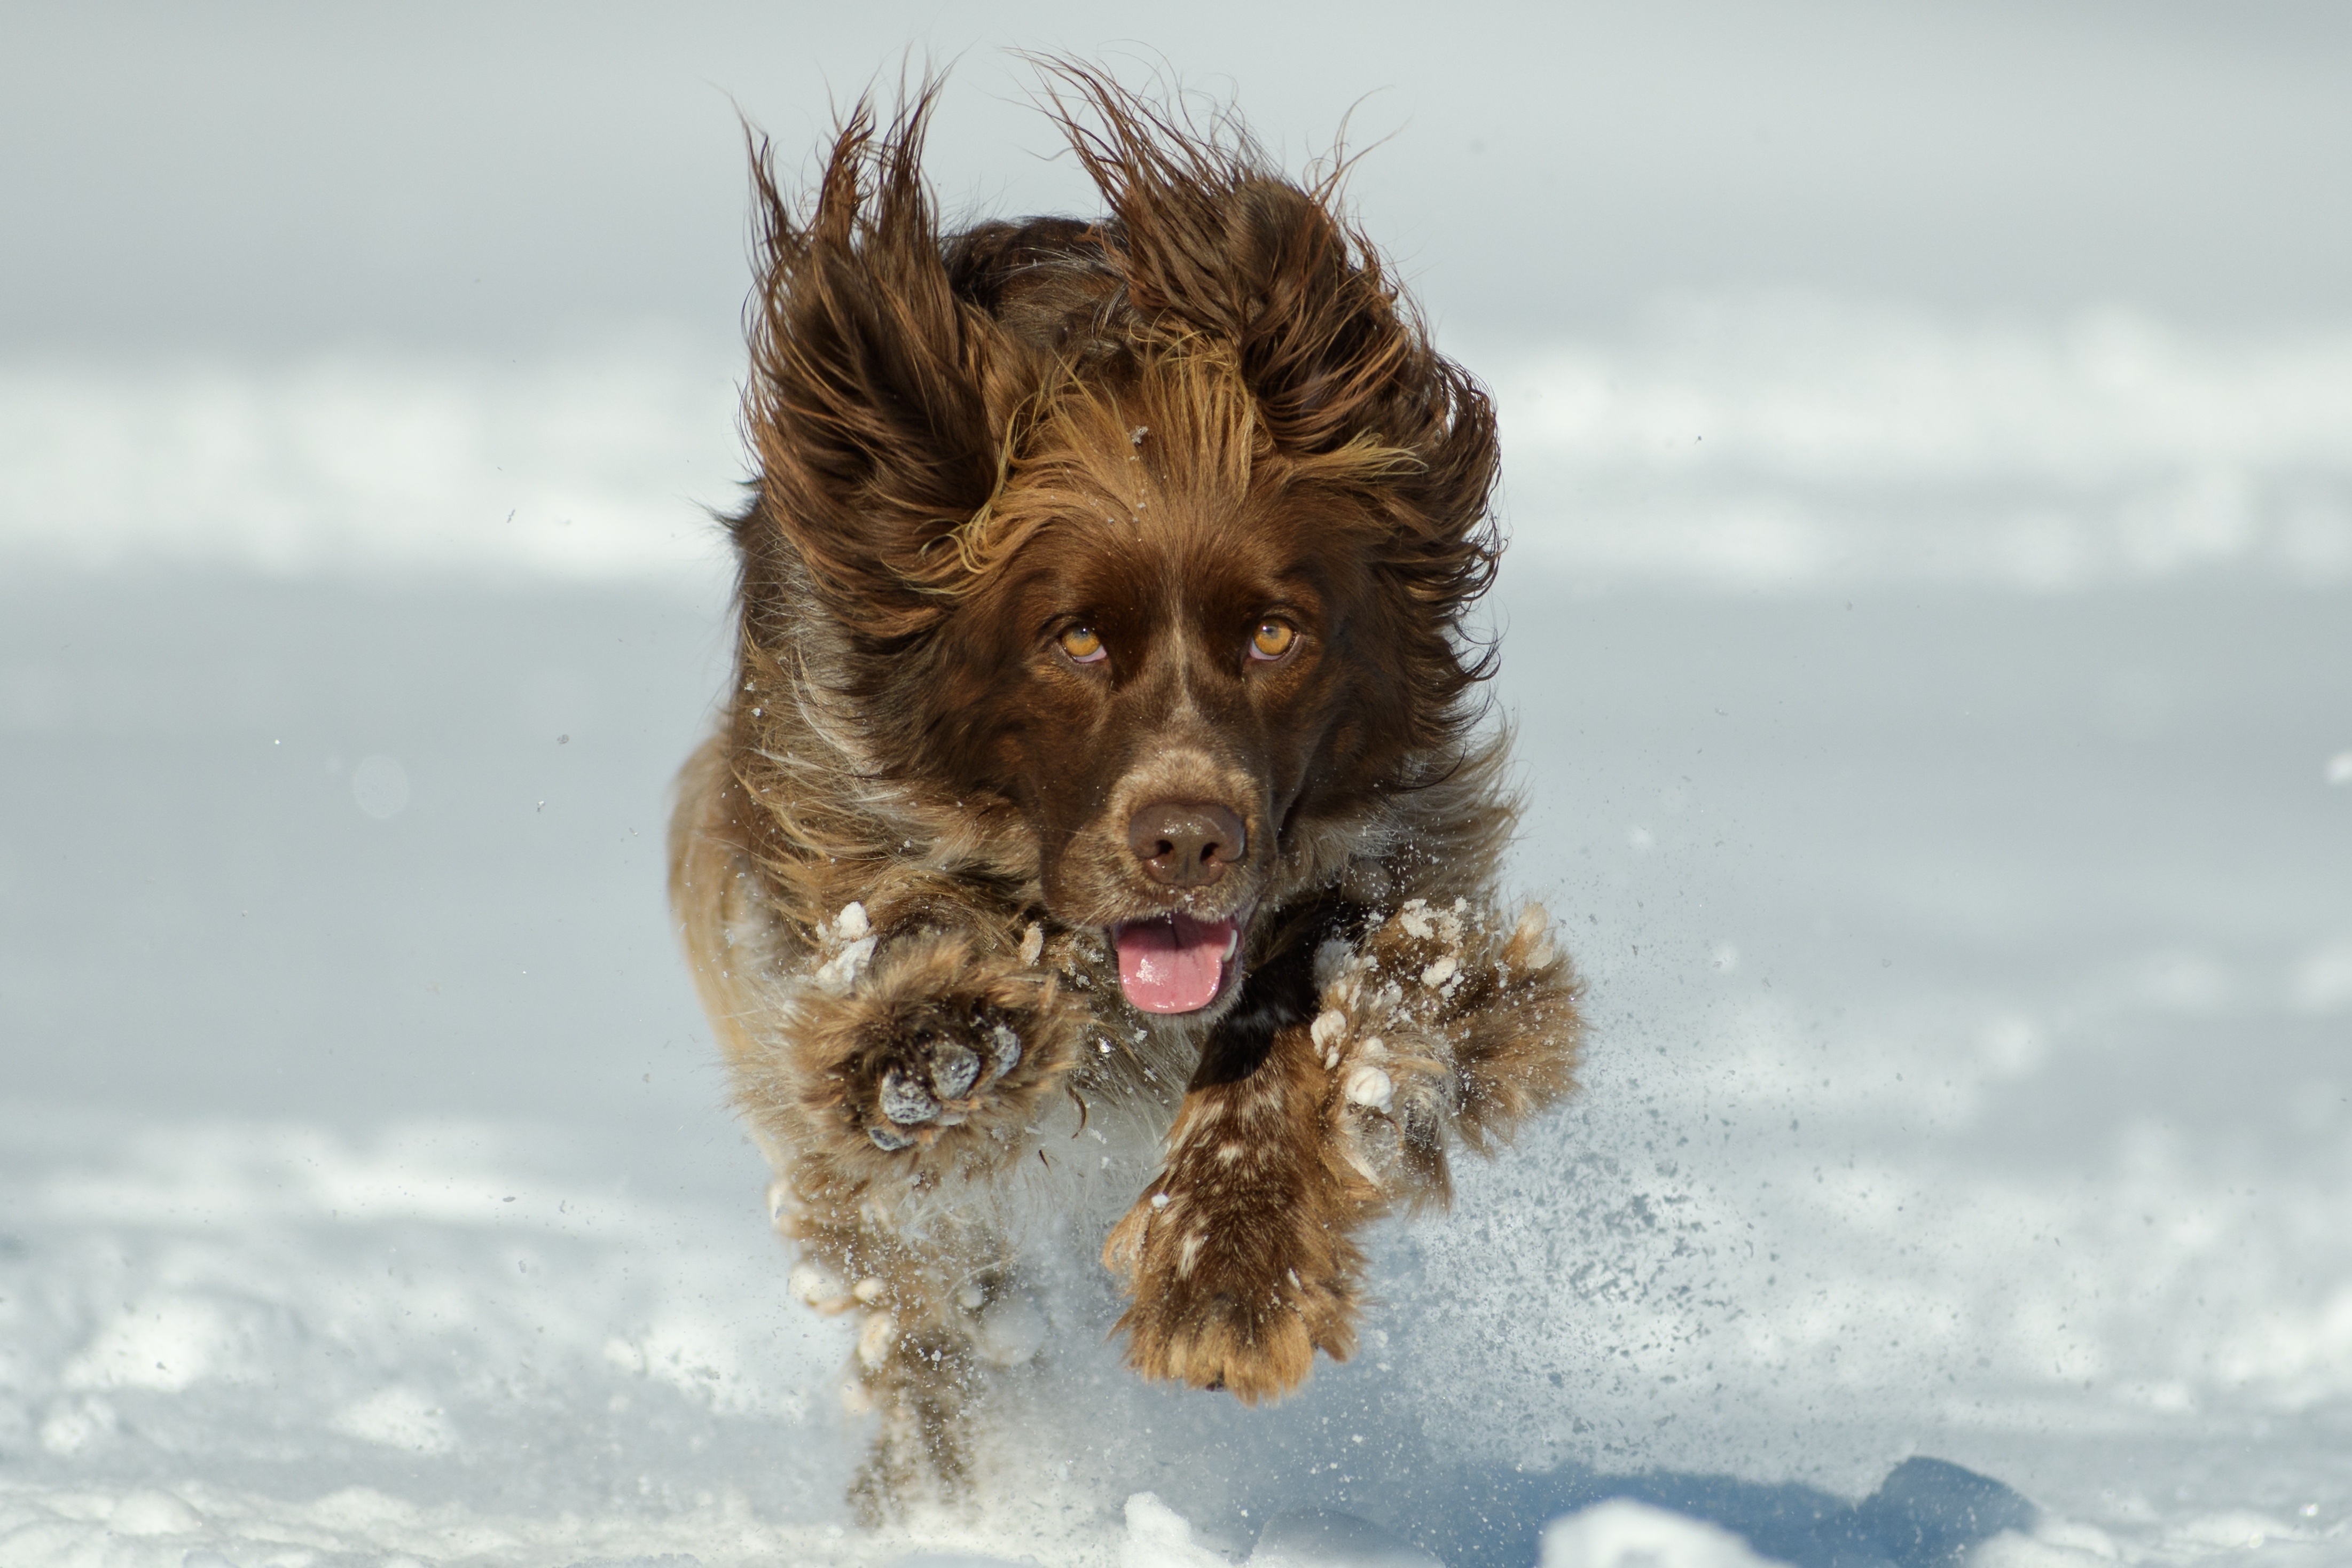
left=1249, top=621, right=1298, bottom=661
left=1058, top=626, right=1107, bottom=664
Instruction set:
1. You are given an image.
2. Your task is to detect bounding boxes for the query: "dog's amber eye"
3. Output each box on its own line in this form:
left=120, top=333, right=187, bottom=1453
left=1059, top=625, right=1107, bottom=664
left=1249, top=621, right=1297, bottom=661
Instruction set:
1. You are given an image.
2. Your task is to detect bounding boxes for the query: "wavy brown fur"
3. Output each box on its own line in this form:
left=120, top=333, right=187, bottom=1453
left=669, top=64, right=1581, bottom=1518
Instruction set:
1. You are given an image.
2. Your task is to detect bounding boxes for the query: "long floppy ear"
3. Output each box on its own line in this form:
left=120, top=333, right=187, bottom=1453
left=739, top=90, right=1023, bottom=640
left=1039, top=62, right=1502, bottom=674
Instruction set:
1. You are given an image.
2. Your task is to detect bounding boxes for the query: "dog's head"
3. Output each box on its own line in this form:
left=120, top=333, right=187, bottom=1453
left=734, top=71, right=1500, bottom=1023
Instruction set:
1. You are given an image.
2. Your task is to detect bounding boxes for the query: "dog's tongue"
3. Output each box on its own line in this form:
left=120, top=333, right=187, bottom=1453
left=1114, top=914, right=1235, bottom=1014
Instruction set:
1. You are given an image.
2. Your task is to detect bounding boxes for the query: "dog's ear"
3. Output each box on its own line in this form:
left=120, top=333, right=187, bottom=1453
left=1045, top=64, right=1501, bottom=671
left=739, top=93, right=1020, bottom=638
left=1041, top=68, right=1475, bottom=451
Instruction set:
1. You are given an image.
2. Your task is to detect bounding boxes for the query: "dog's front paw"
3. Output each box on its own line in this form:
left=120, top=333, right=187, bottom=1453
left=769, top=927, right=1082, bottom=1182
left=851, top=1001, right=1028, bottom=1153
left=1328, top=899, right=1575, bottom=1110
left=1103, top=1173, right=1360, bottom=1403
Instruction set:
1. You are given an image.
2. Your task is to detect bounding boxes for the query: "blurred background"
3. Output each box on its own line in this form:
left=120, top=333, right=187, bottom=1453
left=3, top=4, right=2349, bottom=1566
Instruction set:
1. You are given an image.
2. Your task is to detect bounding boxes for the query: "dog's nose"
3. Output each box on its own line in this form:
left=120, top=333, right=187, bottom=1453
left=1127, top=802, right=1246, bottom=887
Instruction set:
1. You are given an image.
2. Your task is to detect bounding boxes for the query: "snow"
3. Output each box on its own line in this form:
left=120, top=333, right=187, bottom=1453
left=1541, top=1502, right=1773, bottom=1568
left=6, top=302, right=2352, bottom=595
left=1481, top=301, right=2352, bottom=593
left=0, top=334, right=741, bottom=584
left=3, top=309, right=2350, bottom=1565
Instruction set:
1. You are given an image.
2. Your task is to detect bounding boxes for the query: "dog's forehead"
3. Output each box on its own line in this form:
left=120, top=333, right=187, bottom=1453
left=1008, top=497, right=1331, bottom=623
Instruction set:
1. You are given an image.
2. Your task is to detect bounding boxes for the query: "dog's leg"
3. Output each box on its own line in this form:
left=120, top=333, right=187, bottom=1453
left=1102, top=1015, right=1376, bottom=1402
left=769, top=1176, right=1050, bottom=1525
left=718, top=922, right=1084, bottom=1518
left=679, top=834, right=1082, bottom=1514
left=1102, top=899, right=1580, bottom=1400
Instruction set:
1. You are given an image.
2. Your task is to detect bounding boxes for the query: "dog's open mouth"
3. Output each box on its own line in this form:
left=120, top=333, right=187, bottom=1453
left=1111, top=912, right=1243, bottom=1014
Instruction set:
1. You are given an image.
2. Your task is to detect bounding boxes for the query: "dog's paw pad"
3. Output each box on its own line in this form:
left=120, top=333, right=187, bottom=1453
left=857, top=1006, right=1042, bottom=1154
left=983, top=1019, right=1021, bottom=1076
left=927, top=1038, right=982, bottom=1100
left=879, top=1068, right=939, bottom=1125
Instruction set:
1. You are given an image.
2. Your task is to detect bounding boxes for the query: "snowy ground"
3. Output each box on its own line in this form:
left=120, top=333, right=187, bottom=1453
left=4, top=307, right=2350, bottom=1566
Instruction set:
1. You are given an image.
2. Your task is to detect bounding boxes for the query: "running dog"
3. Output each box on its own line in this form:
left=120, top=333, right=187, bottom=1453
left=668, top=66, right=1581, bottom=1514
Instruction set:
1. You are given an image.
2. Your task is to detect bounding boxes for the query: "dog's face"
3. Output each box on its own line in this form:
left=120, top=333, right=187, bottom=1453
left=985, top=518, right=1316, bottom=1020
left=904, top=362, right=1430, bottom=1021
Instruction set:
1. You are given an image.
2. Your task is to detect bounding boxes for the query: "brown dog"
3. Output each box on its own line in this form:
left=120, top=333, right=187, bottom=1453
left=668, top=67, right=1581, bottom=1515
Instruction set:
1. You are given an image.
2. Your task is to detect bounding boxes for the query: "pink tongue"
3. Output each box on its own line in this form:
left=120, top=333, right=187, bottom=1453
left=1114, top=914, right=1235, bottom=1014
